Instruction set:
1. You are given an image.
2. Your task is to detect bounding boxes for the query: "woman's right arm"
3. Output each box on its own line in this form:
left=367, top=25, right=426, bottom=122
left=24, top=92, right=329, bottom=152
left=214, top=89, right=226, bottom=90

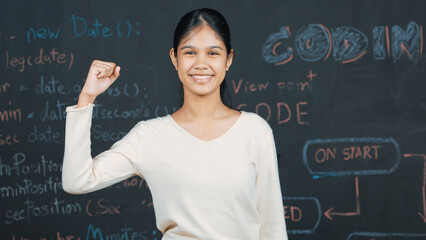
left=62, top=60, right=140, bottom=194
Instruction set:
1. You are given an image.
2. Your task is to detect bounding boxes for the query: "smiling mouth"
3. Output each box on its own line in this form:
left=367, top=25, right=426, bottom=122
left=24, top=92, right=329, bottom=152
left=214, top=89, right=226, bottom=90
left=190, top=75, right=214, bottom=83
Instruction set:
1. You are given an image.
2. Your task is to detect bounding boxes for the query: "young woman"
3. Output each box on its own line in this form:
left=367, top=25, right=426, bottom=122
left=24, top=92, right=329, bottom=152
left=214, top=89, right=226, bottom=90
left=62, top=8, right=288, bottom=239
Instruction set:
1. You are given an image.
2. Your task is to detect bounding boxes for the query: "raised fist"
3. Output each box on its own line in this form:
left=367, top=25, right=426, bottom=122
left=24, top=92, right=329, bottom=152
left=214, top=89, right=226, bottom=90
left=77, top=60, right=120, bottom=108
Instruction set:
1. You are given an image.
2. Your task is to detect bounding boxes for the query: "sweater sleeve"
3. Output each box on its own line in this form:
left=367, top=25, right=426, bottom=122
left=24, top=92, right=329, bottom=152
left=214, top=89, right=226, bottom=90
left=256, top=128, right=288, bottom=240
left=62, top=104, right=141, bottom=194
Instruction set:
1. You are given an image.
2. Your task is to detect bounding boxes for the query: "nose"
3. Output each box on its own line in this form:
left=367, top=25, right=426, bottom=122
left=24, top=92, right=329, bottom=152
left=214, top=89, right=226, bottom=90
left=194, top=54, right=208, bottom=70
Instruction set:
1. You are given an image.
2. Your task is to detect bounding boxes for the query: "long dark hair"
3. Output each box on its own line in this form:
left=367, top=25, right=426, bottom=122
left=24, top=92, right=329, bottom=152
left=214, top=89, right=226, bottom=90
left=173, top=8, right=234, bottom=109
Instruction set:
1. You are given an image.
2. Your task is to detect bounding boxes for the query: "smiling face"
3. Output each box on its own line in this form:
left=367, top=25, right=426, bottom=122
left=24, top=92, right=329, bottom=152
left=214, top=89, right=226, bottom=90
left=170, top=25, right=234, bottom=99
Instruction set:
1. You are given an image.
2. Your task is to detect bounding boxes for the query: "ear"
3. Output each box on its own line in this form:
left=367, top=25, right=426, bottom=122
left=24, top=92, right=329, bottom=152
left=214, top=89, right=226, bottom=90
left=169, top=48, right=178, bottom=70
left=225, top=49, right=234, bottom=71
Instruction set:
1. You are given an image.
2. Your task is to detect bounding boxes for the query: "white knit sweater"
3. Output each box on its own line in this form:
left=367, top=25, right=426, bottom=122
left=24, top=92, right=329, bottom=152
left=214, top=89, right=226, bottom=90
left=62, top=104, right=288, bottom=240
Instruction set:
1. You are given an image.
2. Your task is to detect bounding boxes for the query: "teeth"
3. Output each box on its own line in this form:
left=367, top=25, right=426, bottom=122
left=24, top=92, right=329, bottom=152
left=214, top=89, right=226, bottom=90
left=192, top=75, right=212, bottom=79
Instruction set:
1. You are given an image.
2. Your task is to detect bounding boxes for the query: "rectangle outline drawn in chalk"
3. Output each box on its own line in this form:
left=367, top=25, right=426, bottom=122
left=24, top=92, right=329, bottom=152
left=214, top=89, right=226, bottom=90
left=347, top=232, right=426, bottom=240
left=302, top=137, right=400, bottom=177
left=283, top=197, right=321, bottom=234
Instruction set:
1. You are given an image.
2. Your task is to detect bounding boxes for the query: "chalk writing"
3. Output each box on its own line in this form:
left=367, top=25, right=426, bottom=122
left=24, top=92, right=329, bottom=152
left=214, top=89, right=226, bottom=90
left=0, top=176, right=62, bottom=198
left=295, top=24, right=332, bottom=62
left=93, top=124, right=127, bottom=142
left=39, top=100, right=67, bottom=122
left=90, top=103, right=177, bottom=120
left=4, top=197, right=81, bottom=224
left=263, top=21, right=424, bottom=64
left=303, top=138, right=400, bottom=177
left=85, top=224, right=158, bottom=240
left=27, top=125, right=61, bottom=144
left=231, top=79, right=270, bottom=94
left=0, top=82, right=11, bottom=94
left=263, top=26, right=294, bottom=65
left=25, top=15, right=142, bottom=42
left=70, top=15, right=141, bottom=39
left=237, top=101, right=309, bottom=125
left=141, top=199, right=154, bottom=209
left=100, top=82, right=141, bottom=98
left=91, top=102, right=149, bottom=120
left=391, top=22, right=423, bottom=63
left=25, top=26, right=61, bottom=43
left=114, top=176, right=150, bottom=190
left=283, top=197, right=321, bottom=235
left=35, top=76, right=67, bottom=95
left=85, top=198, right=121, bottom=217
left=0, top=101, right=22, bottom=123
left=32, top=75, right=141, bottom=99
left=5, top=48, right=74, bottom=72
left=0, top=133, right=20, bottom=146
left=372, top=26, right=388, bottom=60
left=154, top=105, right=177, bottom=118
left=278, top=69, right=316, bottom=93
left=6, top=233, right=82, bottom=240
left=332, top=27, right=368, bottom=63
left=276, top=80, right=312, bottom=92
left=0, top=153, right=62, bottom=178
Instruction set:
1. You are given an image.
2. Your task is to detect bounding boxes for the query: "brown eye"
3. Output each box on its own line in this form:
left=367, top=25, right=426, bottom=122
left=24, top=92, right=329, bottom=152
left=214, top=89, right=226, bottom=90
left=209, top=51, right=219, bottom=55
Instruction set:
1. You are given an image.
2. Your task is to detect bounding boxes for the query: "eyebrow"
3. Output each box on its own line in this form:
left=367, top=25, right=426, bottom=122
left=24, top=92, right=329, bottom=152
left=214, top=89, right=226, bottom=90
left=179, top=45, right=224, bottom=51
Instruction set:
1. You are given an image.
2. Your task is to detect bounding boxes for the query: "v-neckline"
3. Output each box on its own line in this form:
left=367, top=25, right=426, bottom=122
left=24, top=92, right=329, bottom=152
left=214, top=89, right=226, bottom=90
left=167, top=111, right=245, bottom=143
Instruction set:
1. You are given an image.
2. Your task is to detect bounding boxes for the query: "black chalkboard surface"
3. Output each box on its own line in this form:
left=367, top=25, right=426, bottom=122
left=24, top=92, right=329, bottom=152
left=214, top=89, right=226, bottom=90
left=1, top=0, right=426, bottom=239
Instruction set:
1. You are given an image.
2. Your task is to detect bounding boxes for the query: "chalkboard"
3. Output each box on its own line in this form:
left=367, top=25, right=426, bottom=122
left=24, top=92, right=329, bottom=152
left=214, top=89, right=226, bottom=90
left=1, top=0, right=426, bottom=239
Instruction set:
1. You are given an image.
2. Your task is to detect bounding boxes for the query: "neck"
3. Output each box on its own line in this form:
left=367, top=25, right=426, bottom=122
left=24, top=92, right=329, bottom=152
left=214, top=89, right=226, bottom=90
left=179, top=89, right=228, bottom=120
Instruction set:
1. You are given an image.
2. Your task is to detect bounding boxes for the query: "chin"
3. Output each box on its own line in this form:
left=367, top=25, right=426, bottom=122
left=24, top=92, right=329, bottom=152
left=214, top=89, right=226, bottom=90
left=184, top=86, right=220, bottom=97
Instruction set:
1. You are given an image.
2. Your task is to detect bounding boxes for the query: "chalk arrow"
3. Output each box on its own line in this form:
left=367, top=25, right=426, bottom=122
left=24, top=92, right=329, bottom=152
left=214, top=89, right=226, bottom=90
left=324, top=176, right=360, bottom=220
left=403, top=153, right=426, bottom=223
left=418, top=160, right=426, bottom=223
left=403, top=153, right=426, bottom=160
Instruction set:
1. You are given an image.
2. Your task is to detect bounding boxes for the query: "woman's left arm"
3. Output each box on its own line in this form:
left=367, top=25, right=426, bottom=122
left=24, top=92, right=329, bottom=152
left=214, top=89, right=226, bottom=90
left=256, top=128, right=288, bottom=240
